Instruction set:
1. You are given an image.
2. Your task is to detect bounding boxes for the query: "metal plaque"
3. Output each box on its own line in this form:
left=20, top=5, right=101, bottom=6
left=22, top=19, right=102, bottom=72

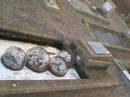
left=87, top=42, right=110, bottom=55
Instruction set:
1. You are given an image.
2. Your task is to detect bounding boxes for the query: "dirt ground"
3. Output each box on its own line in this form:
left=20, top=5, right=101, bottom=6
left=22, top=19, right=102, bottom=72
left=113, top=0, right=130, bottom=15
left=112, top=0, right=130, bottom=28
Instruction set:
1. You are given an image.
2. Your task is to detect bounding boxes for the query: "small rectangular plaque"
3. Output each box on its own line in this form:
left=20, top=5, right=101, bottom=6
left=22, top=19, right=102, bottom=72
left=87, top=42, right=110, bottom=55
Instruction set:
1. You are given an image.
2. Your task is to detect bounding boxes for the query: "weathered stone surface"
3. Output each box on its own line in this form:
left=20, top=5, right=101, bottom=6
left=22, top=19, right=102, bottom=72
left=1, top=46, right=26, bottom=70
left=58, top=51, right=74, bottom=67
left=50, top=56, right=67, bottom=77
left=26, top=47, right=50, bottom=72
left=0, top=0, right=128, bottom=41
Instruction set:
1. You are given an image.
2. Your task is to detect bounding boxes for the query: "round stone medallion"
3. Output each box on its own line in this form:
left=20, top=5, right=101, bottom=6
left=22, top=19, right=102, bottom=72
left=1, top=46, right=26, bottom=70
left=58, top=51, right=74, bottom=67
left=50, top=56, right=68, bottom=77
left=26, top=47, right=50, bottom=72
